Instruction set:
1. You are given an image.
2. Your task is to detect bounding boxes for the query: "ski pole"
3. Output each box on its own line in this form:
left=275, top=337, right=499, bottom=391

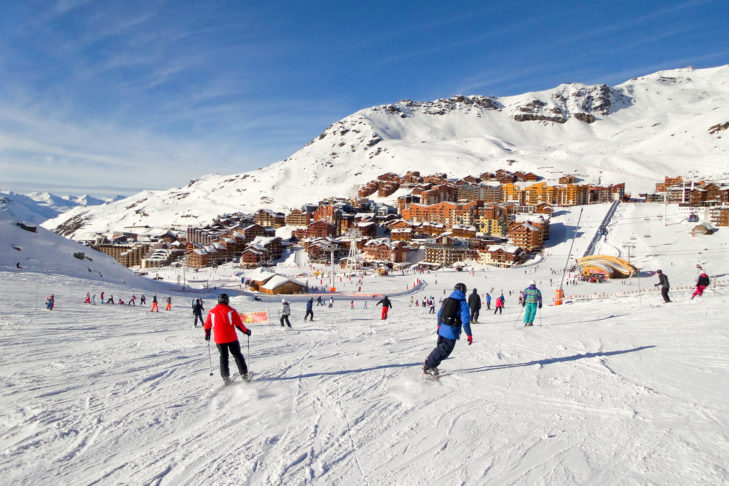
left=207, top=341, right=213, bottom=376
left=247, top=334, right=250, bottom=357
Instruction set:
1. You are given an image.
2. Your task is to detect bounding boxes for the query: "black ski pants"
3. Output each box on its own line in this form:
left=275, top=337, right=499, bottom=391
left=280, top=315, right=292, bottom=327
left=470, top=307, right=480, bottom=322
left=193, top=312, right=204, bottom=327
left=304, top=309, right=313, bottom=320
left=216, top=340, right=247, bottom=378
left=661, top=287, right=671, bottom=303
left=425, top=336, right=456, bottom=370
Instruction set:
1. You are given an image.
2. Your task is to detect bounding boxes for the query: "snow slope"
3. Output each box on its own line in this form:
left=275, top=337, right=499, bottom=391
left=2, top=202, right=729, bottom=485
left=42, top=64, right=729, bottom=241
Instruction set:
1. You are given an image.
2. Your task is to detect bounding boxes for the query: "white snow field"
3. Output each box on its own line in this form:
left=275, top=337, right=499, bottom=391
left=2, top=202, right=729, bottom=485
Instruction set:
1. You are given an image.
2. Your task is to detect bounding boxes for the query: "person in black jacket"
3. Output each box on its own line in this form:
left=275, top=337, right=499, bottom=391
left=692, top=272, right=710, bottom=299
left=376, top=295, right=392, bottom=320
left=654, top=270, right=670, bottom=303
left=468, top=288, right=481, bottom=324
left=192, top=298, right=204, bottom=327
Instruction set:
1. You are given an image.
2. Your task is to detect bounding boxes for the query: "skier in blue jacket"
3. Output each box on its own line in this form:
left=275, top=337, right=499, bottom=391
left=423, top=283, right=473, bottom=377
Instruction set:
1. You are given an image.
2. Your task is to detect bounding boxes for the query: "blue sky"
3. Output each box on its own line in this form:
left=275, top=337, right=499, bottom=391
left=1, top=0, right=727, bottom=197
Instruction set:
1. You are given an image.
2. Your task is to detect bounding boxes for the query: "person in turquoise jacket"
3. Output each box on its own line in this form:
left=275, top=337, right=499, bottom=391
left=423, top=283, right=473, bottom=377
left=522, top=280, right=542, bottom=326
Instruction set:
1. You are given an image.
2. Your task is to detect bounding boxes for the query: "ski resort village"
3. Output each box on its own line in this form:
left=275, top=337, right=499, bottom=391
left=42, top=170, right=729, bottom=296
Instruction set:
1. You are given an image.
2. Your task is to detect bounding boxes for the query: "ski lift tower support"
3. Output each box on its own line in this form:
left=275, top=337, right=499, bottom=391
left=321, top=243, right=339, bottom=291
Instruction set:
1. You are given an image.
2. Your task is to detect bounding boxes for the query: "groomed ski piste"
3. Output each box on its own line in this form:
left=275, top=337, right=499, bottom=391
left=2, top=202, right=729, bottom=485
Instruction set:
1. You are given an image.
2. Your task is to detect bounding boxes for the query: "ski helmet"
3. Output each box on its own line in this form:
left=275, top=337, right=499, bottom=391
left=454, top=283, right=467, bottom=294
left=218, top=293, right=229, bottom=305
left=530, top=280, right=536, bottom=286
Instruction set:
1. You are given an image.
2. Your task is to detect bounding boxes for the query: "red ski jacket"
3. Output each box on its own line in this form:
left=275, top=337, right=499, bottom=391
left=204, top=303, right=248, bottom=344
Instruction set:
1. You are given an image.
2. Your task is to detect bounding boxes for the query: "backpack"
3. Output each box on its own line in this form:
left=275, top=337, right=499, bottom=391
left=440, top=297, right=462, bottom=326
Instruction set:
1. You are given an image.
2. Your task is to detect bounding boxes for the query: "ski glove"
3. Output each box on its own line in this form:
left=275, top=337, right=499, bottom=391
left=244, top=329, right=252, bottom=336
left=467, top=335, right=473, bottom=345
left=538, top=304, right=542, bottom=309
left=204, top=329, right=211, bottom=341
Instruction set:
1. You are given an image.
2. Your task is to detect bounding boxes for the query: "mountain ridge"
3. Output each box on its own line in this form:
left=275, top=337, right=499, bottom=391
left=42, top=64, right=729, bottom=240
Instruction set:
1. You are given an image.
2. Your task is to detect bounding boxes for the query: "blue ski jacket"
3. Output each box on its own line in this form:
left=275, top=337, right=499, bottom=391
left=437, top=289, right=472, bottom=341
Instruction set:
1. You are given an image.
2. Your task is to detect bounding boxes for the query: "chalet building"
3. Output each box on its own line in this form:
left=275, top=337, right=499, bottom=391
left=377, top=172, right=400, bottom=182
left=259, top=275, right=307, bottom=295
left=363, top=239, right=408, bottom=263
left=305, top=238, right=346, bottom=264
left=254, top=209, right=285, bottom=228
left=559, top=175, right=577, bottom=184
left=240, top=247, right=267, bottom=268
left=709, top=206, right=729, bottom=226
left=656, top=176, right=683, bottom=192
left=390, top=227, right=413, bottom=241
left=305, top=220, right=337, bottom=239
left=478, top=244, right=526, bottom=267
left=285, top=209, right=312, bottom=227
left=245, top=236, right=283, bottom=264
left=141, top=248, right=183, bottom=268
left=378, top=181, right=400, bottom=197
left=508, top=222, right=544, bottom=251
left=241, top=223, right=267, bottom=242
left=473, top=205, right=509, bottom=237
left=358, top=181, right=379, bottom=198
left=187, top=248, right=210, bottom=268
left=423, top=241, right=469, bottom=266
left=356, top=221, right=378, bottom=238
left=451, top=225, right=477, bottom=238
left=187, top=227, right=223, bottom=245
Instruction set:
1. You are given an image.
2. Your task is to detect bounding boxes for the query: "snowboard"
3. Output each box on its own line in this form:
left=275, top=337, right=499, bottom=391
left=421, top=370, right=445, bottom=381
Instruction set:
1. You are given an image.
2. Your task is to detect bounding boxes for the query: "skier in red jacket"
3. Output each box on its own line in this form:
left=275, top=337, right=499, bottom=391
left=204, top=293, right=252, bottom=385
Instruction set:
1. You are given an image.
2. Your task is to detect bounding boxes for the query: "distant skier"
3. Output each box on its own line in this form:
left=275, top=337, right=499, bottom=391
left=151, top=295, right=159, bottom=312
left=193, top=298, right=205, bottom=327
left=46, top=294, right=55, bottom=310
left=100, top=291, right=104, bottom=303
left=692, top=272, right=710, bottom=299
left=204, top=293, right=251, bottom=385
left=494, top=295, right=504, bottom=314
left=304, top=297, right=314, bottom=321
left=280, top=299, right=292, bottom=328
left=376, top=295, right=393, bottom=320
left=654, top=270, right=671, bottom=303
left=522, top=280, right=542, bottom=327
left=129, top=295, right=136, bottom=306
left=165, top=296, right=172, bottom=311
left=84, top=292, right=91, bottom=304
left=423, top=283, right=473, bottom=378
left=140, top=294, right=147, bottom=306
left=485, top=292, right=491, bottom=310
left=317, top=296, right=324, bottom=306
left=328, top=297, right=334, bottom=308
left=468, top=288, right=481, bottom=324
left=107, top=295, right=114, bottom=304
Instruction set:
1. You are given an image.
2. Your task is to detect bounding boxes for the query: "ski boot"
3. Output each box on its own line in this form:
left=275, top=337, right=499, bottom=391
left=223, top=376, right=232, bottom=386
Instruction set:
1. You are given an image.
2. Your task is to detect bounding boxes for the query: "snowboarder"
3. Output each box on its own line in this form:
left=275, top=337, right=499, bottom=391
left=376, top=295, right=392, bottom=320
left=150, top=295, right=159, bottom=312
left=106, top=295, right=114, bottom=304
left=485, top=292, right=491, bottom=310
left=692, top=272, right=710, bottom=299
left=304, top=297, right=314, bottom=321
left=654, top=270, right=671, bottom=303
left=280, top=299, right=292, bottom=328
left=165, top=296, right=172, bottom=311
left=204, top=293, right=251, bottom=385
left=522, top=280, right=542, bottom=326
left=468, top=288, right=481, bottom=324
left=423, top=283, right=473, bottom=378
left=193, top=298, right=205, bottom=327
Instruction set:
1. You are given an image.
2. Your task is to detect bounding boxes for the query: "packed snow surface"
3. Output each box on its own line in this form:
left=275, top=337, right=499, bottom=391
left=2, top=203, right=729, bottom=485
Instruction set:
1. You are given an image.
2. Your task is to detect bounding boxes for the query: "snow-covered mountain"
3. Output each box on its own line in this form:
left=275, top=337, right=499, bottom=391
left=0, top=190, right=117, bottom=225
left=44, top=64, right=729, bottom=240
